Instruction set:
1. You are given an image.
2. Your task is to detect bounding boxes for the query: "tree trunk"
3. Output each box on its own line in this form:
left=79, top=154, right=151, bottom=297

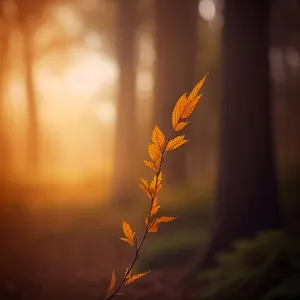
left=203, top=0, right=281, bottom=268
left=0, top=14, right=10, bottom=182
left=112, top=0, right=138, bottom=205
left=22, top=24, right=39, bottom=174
left=153, top=0, right=198, bottom=186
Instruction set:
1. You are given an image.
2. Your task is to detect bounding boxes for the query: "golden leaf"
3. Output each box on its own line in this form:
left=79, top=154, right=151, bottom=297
left=149, top=172, right=163, bottom=197
left=172, top=93, right=187, bottom=130
left=156, top=183, right=162, bottom=194
left=124, top=271, right=150, bottom=285
left=157, top=171, right=162, bottom=184
left=150, top=198, right=160, bottom=217
left=107, top=271, right=116, bottom=296
left=181, top=95, right=201, bottom=119
left=120, top=221, right=135, bottom=246
left=148, top=216, right=177, bottom=232
left=148, top=143, right=161, bottom=165
left=188, top=74, right=207, bottom=101
left=144, top=160, right=157, bottom=172
left=175, top=121, right=189, bottom=132
left=140, top=178, right=151, bottom=199
left=166, top=135, right=188, bottom=151
left=152, top=125, right=165, bottom=150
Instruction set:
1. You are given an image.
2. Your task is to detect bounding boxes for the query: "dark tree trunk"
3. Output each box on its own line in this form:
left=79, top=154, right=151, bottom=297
left=202, top=0, right=281, bottom=268
left=153, top=0, right=198, bottom=186
left=112, top=0, right=137, bottom=204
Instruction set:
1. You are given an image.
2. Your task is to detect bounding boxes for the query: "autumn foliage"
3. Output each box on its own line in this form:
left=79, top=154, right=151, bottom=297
left=104, top=75, right=207, bottom=300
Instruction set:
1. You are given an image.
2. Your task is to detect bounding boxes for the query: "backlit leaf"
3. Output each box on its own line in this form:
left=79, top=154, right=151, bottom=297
left=166, top=135, right=188, bottom=151
left=107, top=271, right=116, bottom=296
left=140, top=178, right=151, bottom=199
left=124, top=271, right=150, bottom=285
left=148, top=216, right=177, bottom=232
left=151, top=126, right=165, bottom=150
left=150, top=198, right=160, bottom=217
left=172, top=93, right=187, bottom=129
left=143, top=160, right=157, bottom=172
left=181, top=95, right=201, bottom=119
left=120, top=221, right=135, bottom=246
left=148, top=143, right=161, bottom=165
left=188, top=74, right=207, bottom=101
left=175, top=121, right=189, bottom=131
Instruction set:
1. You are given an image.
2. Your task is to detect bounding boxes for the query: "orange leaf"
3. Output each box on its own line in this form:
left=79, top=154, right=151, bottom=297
left=172, top=93, right=187, bottom=130
left=107, top=271, right=116, bottom=296
left=148, top=216, right=177, bottom=232
left=120, top=221, right=135, bottom=246
left=149, top=172, right=163, bottom=197
left=140, top=178, right=151, bottom=199
left=175, top=121, right=189, bottom=132
left=181, top=95, right=201, bottom=119
left=151, top=125, right=165, bottom=150
left=148, top=143, right=161, bottom=165
left=124, top=271, right=150, bottom=285
left=143, top=160, right=157, bottom=172
left=188, top=74, right=207, bottom=102
left=150, top=198, right=160, bottom=217
left=165, top=135, right=188, bottom=151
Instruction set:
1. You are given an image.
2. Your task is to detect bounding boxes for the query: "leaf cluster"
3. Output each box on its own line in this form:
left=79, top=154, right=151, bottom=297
left=104, top=75, right=207, bottom=299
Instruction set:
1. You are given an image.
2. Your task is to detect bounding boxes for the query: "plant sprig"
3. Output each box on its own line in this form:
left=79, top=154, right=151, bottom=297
left=104, top=75, right=207, bottom=300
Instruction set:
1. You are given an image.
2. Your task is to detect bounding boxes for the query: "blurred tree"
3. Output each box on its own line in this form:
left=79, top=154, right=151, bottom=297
left=153, top=0, right=198, bottom=186
left=0, top=1, right=10, bottom=182
left=112, top=0, right=138, bottom=204
left=271, top=0, right=300, bottom=239
left=200, top=0, right=281, bottom=268
left=15, top=0, right=45, bottom=174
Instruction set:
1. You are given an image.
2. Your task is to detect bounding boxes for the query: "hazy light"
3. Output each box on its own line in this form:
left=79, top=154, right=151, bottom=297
left=84, top=32, right=103, bottom=50
left=55, top=6, right=82, bottom=36
left=198, top=0, right=216, bottom=22
left=65, top=52, right=117, bottom=96
left=137, top=71, right=153, bottom=95
left=96, top=102, right=116, bottom=123
left=285, top=48, right=300, bottom=69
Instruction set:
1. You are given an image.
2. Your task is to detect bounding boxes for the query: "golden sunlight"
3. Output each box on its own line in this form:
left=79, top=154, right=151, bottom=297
left=96, top=102, right=116, bottom=123
left=65, top=51, right=117, bottom=96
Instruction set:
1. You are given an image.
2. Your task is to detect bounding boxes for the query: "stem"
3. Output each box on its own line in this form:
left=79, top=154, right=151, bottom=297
left=105, top=129, right=176, bottom=300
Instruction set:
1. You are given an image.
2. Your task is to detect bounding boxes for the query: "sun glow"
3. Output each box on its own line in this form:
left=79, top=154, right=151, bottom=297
left=65, top=52, right=117, bottom=96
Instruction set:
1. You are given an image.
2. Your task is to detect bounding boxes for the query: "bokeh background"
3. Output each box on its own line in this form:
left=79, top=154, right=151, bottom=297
left=0, top=0, right=299, bottom=299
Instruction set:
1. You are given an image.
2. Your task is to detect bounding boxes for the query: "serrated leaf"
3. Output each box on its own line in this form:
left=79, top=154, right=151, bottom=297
left=124, top=271, right=150, bottom=285
left=149, top=172, right=163, bottom=196
left=139, top=178, right=151, bottom=199
left=181, top=95, right=201, bottom=119
left=188, top=74, right=207, bottom=101
left=107, top=271, right=116, bottom=296
left=148, top=143, right=161, bottom=165
left=175, top=121, right=189, bottom=131
left=143, top=160, right=157, bottom=172
left=152, top=126, right=165, bottom=150
left=148, top=216, right=177, bottom=232
left=165, top=135, right=188, bottom=151
left=150, top=198, right=160, bottom=217
left=172, top=93, right=188, bottom=129
left=120, top=221, right=135, bottom=246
